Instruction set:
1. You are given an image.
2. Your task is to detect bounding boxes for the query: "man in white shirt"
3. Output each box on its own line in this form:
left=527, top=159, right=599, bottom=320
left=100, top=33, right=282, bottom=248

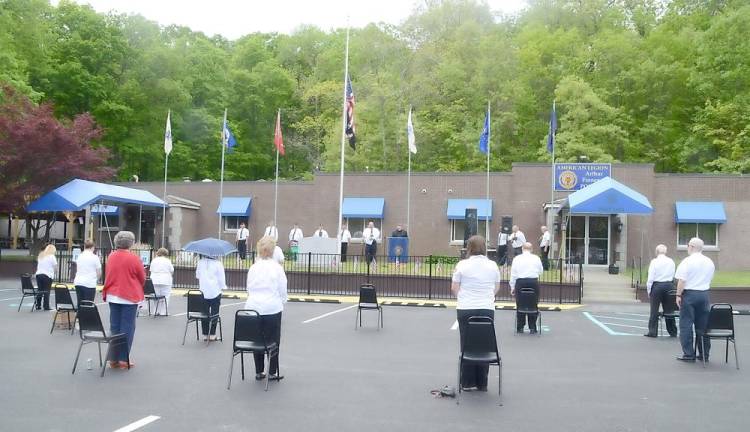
left=73, top=239, right=102, bottom=307
left=288, top=223, right=303, bottom=260
left=496, top=228, right=509, bottom=266
left=510, top=242, right=544, bottom=334
left=264, top=221, right=279, bottom=242
left=313, top=224, right=329, bottom=238
left=675, top=237, right=715, bottom=362
left=509, top=225, right=526, bottom=258
left=539, top=225, right=551, bottom=270
left=339, top=223, right=352, bottom=263
left=644, top=244, right=677, bottom=338
left=236, top=222, right=250, bottom=260
left=363, top=221, right=380, bottom=265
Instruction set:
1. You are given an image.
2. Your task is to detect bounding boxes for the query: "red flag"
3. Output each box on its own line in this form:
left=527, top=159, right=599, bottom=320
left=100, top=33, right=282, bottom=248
left=274, top=110, right=285, bottom=155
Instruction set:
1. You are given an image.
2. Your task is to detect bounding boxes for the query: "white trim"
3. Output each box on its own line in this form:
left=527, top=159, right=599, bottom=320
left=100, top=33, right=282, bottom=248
left=675, top=223, right=719, bottom=249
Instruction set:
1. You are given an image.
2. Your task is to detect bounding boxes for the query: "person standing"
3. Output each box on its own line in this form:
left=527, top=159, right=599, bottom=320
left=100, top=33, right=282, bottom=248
left=510, top=242, right=544, bottom=334
left=313, top=224, right=329, bottom=238
left=73, top=240, right=101, bottom=308
left=363, top=221, right=380, bottom=265
left=195, top=255, right=226, bottom=341
left=451, top=235, right=501, bottom=391
left=509, top=225, right=526, bottom=258
left=245, top=236, right=288, bottom=381
left=149, top=248, right=174, bottom=316
left=288, top=223, right=303, bottom=261
left=539, top=225, right=551, bottom=271
left=644, top=244, right=677, bottom=338
left=675, top=237, right=715, bottom=362
left=496, top=228, right=509, bottom=266
left=264, top=221, right=279, bottom=242
left=391, top=224, right=408, bottom=237
left=101, top=231, right=145, bottom=369
left=339, top=223, right=352, bottom=263
left=34, top=244, right=57, bottom=310
left=236, top=222, right=250, bottom=260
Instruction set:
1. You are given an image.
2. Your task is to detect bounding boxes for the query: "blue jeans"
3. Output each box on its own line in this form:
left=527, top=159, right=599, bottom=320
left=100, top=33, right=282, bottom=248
left=679, top=290, right=711, bottom=359
left=108, top=303, right=138, bottom=362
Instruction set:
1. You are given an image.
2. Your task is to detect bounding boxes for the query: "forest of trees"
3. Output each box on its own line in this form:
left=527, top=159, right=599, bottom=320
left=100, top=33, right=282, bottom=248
left=2, top=0, right=750, bottom=183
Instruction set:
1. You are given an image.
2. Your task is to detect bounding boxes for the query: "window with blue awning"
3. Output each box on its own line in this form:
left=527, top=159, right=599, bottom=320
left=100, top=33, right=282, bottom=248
left=674, top=202, right=726, bottom=224
left=446, top=199, right=493, bottom=221
left=342, top=197, right=385, bottom=218
left=216, top=197, right=252, bottom=217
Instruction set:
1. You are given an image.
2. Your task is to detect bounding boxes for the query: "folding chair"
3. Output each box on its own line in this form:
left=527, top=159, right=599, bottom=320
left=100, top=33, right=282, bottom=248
left=227, top=310, right=279, bottom=391
left=457, top=316, right=502, bottom=405
left=658, top=289, right=679, bottom=337
left=697, top=303, right=740, bottom=370
left=50, top=284, right=76, bottom=334
left=515, top=286, right=541, bottom=336
left=355, top=284, right=383, bottom=330
left=182, top=290, right=222, bottom=345
left=143, top=278, right=168, bottom=317
left=71, top=301, right=129, bottom=377
left=18, top=273, right=41, bottom=312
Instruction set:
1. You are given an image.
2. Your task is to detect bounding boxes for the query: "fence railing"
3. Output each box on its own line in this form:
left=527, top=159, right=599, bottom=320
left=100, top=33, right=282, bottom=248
left=630, top=256, right=645, bottom=299
left=55, top=249, right=583, bottom=304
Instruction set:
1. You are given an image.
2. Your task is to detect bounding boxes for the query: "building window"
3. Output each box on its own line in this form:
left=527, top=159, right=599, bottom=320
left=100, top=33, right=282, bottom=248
left=223, top=216, right=245, bottom=231
left=450, top=220, right=488, bottom=243
left=677, top=223, right=718, bottom=248
left=346, top=218, right=382, bottom=240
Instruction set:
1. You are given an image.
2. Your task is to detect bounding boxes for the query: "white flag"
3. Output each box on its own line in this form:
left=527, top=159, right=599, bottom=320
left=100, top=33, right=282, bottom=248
left=407, top=107, right=416, bottom=154
left=164, top=110, right=172, bottom=155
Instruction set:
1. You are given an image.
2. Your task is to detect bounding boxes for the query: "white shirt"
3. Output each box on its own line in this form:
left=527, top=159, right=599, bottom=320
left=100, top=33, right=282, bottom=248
left=510, top=251, right=544, bottom=290
left=288, top=227, right=303, bottom=244
left=540, top=231, right=551, bottom=248
left=195, top=258, right=226, bottom=299
left=35, top=254, right=57, bottom=278
left=497, top=232, right=508, bottom=247
left=452, top=255, right=500, bottom=310
left=264, top=226, right=278, bottom=241
left=363, top=227, right=381, bottom=245
left=339, top=229, right=352, bottom=243
left=245, top=258, right=288, bottom=315
left=236, top=227, right=249, bottom=241
left=273, top=246, right=285, bottom=265
left=314, top=229, right=329, bottom=238
left=675, top=252, right=715, bottom=292
left=149, top=256, right=174, bottom=286
left=510, top=231, right=526, bottom=248
left=646, top=254, right=675, bottom=293
left=73, top=250, right=101, bottom=288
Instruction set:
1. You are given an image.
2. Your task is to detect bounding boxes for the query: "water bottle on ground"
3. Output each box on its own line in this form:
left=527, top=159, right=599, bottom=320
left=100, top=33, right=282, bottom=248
left=86, top=358, right=93, bottom=370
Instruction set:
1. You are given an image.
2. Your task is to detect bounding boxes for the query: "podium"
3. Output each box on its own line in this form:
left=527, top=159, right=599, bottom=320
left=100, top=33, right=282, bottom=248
left=387, top=237, right=409, bottom=263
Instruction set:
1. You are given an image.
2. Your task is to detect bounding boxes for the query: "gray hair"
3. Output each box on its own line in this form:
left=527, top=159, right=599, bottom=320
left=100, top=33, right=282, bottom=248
left=114, top=231, right=135, bottom=250
left=522, top=242, right=533, bottom=252
left=688, top=237, right=704, bottom=252
left=655, top=244, right=667, bottom=255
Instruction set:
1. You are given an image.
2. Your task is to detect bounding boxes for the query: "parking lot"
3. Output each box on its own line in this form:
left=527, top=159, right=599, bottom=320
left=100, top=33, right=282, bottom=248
left=0, top=280, right=748, bottom=432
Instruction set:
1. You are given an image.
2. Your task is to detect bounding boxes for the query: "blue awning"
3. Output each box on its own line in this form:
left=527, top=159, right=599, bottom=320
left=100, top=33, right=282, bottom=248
left=216, top=197, right=252, bottom=217
left=675, top=202, right=726, bottom=224
left=566, top=177, right=652, bottom=215
left=26, top=179, right=166, bottom=212
left=342, top=197, right=385, bottom=218
left=91, top=205, right=118, bottom=215
left=447, top=199, right=493, bottom=221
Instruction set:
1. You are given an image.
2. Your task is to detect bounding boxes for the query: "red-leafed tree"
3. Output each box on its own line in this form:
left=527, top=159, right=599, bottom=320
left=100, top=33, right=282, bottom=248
left=0, top=85, right=114, bottom=244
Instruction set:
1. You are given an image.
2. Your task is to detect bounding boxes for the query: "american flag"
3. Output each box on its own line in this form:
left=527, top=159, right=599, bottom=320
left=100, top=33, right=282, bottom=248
left=345, top=75, right=356, bottom=150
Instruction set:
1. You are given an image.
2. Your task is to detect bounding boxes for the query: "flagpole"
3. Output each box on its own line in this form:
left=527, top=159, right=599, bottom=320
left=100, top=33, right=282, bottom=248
left=219, top=108, right=227, bottom=239
left=337, top=26, right=350, bottom=258
left=162, top=110, right=170, bottom=248
left=550, top=100, right=556, bottom=258
left=274, top=109, right=280, bottom=227
left=407, top=107, right=412, bottom=234
left=485, top=100, right=490, bottom=244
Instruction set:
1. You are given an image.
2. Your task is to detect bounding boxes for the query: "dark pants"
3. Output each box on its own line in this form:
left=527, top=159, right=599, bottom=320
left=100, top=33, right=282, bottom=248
left=515, top=278, right=539, bottom=332
left=341, top=242, right=348, bottom=263
left=35, top=274, right=52, bottom=309
left=647, top=281, right=677, bottom=336
left=679, top=290, right=711, bottom=360
left=237, top=240, right=247, bottom=260
left=75, top=285, right=96, bottom=309
left=201, top=296, right=221, bottom=335
left=457, top=308, right=494, bottom=389
left=541, top=247, right=550, bottom=270
left=254, top=312, right=282, bottom=375
left=365, top=243, right=377, bottom=264
left=513, top=247, right=522, bottom=257
left=108, top=302, right=138, bottom=362
left=496, top=246, right=507, bottom=266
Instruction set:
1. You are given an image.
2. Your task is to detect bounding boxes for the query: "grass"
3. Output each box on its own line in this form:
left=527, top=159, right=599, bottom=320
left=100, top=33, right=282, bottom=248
left=628, top=266, right=750, bottom=288
left=0, top=254, right=36, bottom=262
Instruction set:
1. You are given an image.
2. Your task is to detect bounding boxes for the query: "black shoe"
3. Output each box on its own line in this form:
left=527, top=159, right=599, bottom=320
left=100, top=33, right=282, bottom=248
left=268, top=374, right=284, bottom=381
left=516, top=329, right=524, bottom=334
left=255, top=373, right=266, bottom=381
left=643, top=333, right=657, bottom=338
left=530, top=329, right=538, bottom=334
left=43, top=308, right=52, bottom=311
left=676, top=355, right=696, bottom=362
left=476, top=386, right=488, bottom=392
left=669, top=333, right=678, bottom=338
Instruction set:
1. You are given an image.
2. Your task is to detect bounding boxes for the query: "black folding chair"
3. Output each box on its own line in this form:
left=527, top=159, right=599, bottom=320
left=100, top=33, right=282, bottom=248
left=182, top=290, right=222, bottom=345
left=457, top=316, right=502, bottom=405
left=227, top=309, right=279, bottom=391
left=50, top=284, right=76, bottom=334
left=355, top=284, right=383, bottom=330
left=515, top=286, right=541, bottom=336
left=697, top=303, right=740, bottom=369
left=18, top=273, right=40, bottom=312
left=658, top=289, right=680, bottom=337
left=143, top=278, right=168, bottom=317
left=71, top=301, right=129, bottom=377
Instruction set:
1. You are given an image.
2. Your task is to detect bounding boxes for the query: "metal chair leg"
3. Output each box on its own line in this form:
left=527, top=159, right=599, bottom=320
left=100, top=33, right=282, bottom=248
left=264, top=351, right=270, bottom=391
left=97, top=342, right=102, bottom=366
left=182, top=320, right=190, bottom=345
left=71, top=340, right=84, bottom=374
left=227, top=352, right=235, bottom=389
left=456, top=357, right=462, bottom=405
left=50, top=311, right=59, bottom=334
left=240, top=352, right=245, bottom=380
left=700, top=337, right=706, bottom=368
left=354, top=308, right=359, bottom=331
left=102, top=343, right=113, bottom=377
left=726, top=339, right=729, bottom=363
left=733, top=340, right=740, bottom=370
left=498, top=362, right=503, bottom=406
left=18, top=296, right=24, bottom=312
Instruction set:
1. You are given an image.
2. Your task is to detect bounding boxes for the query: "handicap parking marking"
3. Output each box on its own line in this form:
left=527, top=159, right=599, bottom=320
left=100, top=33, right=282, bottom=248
left=583, top=311, right=678, bottom=337
left=113, top=415, right=160, bottom=432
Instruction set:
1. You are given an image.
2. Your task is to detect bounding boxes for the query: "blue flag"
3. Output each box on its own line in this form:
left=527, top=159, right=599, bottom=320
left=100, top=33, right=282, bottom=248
left=547, top=101, right=557, bottom=154
left=222, top=119, right=237, bottom=153
left=478, top=109, right=489, bottom=154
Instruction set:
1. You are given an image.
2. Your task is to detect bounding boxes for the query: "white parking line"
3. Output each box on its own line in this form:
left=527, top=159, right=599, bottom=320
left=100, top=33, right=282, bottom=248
left=600, top=322, right=649, bottom=330
left=0, top=288, right=18, bottom=291
left=450, top=320, right=458, bottom=330
left=0, top=297, right=21, bottom=302
left=172, top=301, right=245, bottom=317
left=302, top=304, right=357, bottom=324
left=113, top=415, right=160, bottom=432
left=591, top=315, right=648, bottom=322
left=615, top=312, right=650, bottom=317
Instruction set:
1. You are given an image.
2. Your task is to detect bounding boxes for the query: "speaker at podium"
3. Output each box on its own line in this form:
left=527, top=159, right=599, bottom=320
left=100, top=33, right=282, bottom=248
left=464, top=208, right=478, bottom=247
left=387, top=237, right=409, bottom=263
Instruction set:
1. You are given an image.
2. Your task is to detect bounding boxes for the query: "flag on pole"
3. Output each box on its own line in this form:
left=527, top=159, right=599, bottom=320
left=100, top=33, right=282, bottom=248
left=407, top=107, right=416, bottom=154
left=164, top=110, right=172, bottom=155
left=547, top=101, right=557, bottom=154
left=345, top=75, right=356, bottom=149
left=222, top=118, right=237, bottom=153
left=479, top=109, right=490, bottom=154
left=274, top=110, right=285, bottom=156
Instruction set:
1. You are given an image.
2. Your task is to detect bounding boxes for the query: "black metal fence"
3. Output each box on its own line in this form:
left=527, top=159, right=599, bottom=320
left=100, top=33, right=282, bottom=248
left=630, top=256, right=645, bottom=299
left=55, top=249, right=583, bottom=304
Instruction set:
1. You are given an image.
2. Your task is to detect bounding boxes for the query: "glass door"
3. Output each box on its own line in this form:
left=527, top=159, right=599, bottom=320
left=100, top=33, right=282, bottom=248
left=587, top=216, right=609, bottom=265
left=567, top=216, right=586, bottom=264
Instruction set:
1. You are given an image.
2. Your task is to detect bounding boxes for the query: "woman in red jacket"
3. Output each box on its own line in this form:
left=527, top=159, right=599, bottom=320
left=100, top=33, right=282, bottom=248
left=102, top=231, right=145, bottom=369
